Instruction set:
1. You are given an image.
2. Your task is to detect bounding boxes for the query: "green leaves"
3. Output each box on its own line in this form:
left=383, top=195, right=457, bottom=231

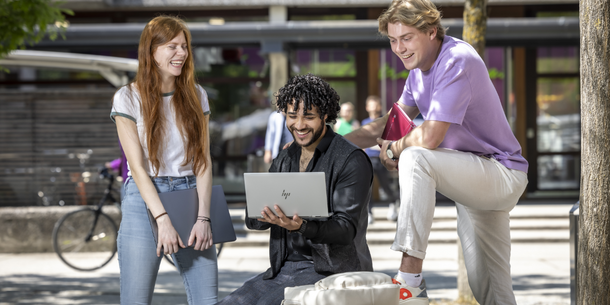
left=378, top=63, right=409, bottom=80
left=0, top=0, right=73, bottom=60
left=488, top=67, right=505, bottom=80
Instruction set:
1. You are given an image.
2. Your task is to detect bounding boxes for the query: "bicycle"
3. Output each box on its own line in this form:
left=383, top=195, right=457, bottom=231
left=52, top=168, right=224, bottom=271
left=52, top=168, right=120, bottom=271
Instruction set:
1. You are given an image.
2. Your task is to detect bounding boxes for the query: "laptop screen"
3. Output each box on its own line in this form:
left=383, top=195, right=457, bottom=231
left=244, top=172, right=329, bottom=219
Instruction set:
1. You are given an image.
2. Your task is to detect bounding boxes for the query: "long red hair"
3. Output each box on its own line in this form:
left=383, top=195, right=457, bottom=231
left=130, top=16, right=208, bottom=176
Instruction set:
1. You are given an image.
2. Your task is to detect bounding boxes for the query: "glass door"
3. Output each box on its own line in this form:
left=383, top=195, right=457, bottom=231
left=535, top=47, right=580, bottom=190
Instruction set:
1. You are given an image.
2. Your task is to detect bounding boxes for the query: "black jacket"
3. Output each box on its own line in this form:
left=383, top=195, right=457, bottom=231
left=246, top=127, right=374, bottom=279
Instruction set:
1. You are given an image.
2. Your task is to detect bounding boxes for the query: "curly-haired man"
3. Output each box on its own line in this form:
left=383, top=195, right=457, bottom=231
left=218, top=74, right=374, bottom=305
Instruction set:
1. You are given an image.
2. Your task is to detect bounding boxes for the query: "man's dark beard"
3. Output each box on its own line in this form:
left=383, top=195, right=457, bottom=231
left=291, top=125, right=325, bottom=147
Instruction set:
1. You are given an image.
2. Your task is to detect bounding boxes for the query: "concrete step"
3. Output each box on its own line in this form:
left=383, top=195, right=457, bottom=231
left=229, top=204, right=572, bottom=224
left=369, top=204, right=572, bottom=220
left=367, top=218, right=569, bottom=232
left=223, top=204, right=572, bottom=247
left=0, top=202, right=574, bottom=253
left=364, top=229, right=569, bottom=244
left=229, top=216, right=569, bottom=234
left=225, top=226, right=570, bottom=247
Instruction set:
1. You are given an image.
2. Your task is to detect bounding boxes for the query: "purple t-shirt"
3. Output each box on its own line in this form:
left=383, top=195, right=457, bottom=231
left=399, top=36, right=528, bottom=173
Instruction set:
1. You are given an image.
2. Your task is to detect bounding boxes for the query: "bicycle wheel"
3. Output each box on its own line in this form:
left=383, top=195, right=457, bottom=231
left=53, top=208, right=118, bottom=271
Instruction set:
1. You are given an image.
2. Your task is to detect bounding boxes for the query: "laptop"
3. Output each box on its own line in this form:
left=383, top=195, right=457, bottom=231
left=147, top=185, right=237, bottom=247
left=244, top=172, right=330, bottom=219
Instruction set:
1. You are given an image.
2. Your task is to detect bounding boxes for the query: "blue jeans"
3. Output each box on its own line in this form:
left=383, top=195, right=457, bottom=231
left=118, top=176, right=218, bottom=305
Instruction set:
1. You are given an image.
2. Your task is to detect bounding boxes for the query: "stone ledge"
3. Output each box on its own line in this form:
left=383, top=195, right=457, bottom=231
left=0, top=206, right=121, bottom=253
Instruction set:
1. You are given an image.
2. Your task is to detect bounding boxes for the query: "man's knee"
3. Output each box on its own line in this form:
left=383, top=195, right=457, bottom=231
left=397, top=146, right=434, bottom=170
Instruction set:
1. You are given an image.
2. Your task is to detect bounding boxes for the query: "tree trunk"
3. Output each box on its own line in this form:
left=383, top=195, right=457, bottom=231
left=463, top=0, right=487, bottom=58
left=459, top=1, right=487, bottom=303
left=457, top=238, right=477, bottom=304
left=268, top=52, right=288, bottom=109
left=578, top=0, right=610, bottom=304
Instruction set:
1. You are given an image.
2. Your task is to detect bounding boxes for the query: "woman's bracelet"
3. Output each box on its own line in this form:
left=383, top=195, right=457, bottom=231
left=154, top=211, right=168, bottom=220
left=197, top=216, right=211, bottom=223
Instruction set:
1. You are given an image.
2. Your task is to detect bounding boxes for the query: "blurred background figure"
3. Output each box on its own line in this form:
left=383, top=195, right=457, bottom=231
left=263, top=110, right=292, bottom=164
left=334, top=102, right=360, bottom=136
left=104, top=142, right=128, bottom=200
left=361, top=96, right=400, bottom=223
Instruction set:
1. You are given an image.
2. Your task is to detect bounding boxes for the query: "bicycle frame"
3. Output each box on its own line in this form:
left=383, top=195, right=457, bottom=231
left=85, top=172, right=118, bottom=243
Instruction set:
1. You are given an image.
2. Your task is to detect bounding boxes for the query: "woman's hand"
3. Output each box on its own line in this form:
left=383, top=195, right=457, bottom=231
left=156, top=215, right=185, bottom=257
left=189, top=220, right=213, bottom=251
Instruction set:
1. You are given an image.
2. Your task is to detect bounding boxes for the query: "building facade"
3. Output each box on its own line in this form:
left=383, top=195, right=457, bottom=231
left=0, top=0, right=580, bottom=206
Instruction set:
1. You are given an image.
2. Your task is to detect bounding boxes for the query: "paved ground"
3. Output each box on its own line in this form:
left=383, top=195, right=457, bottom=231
left=0, top=202, right=574, bottom=304
left=0, top=242, right=570, bottom=305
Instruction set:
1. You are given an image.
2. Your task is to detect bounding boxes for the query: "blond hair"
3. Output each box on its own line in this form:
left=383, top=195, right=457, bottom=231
left=378, top=0, right=445, bottom=41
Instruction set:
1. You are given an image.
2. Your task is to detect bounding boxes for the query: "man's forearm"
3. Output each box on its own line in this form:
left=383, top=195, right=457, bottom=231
left=344, top=114, right=387, bottom=148
left=302, top=215, right=355, bottom=245
left=391, top=120, right=451, bottom=158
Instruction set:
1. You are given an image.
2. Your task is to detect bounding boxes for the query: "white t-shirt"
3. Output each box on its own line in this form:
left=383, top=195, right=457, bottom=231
left=110, top=84, right=211, bottom=177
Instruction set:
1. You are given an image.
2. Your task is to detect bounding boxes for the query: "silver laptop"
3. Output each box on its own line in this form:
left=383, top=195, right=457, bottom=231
left=244, top=172, right=330, bottom=219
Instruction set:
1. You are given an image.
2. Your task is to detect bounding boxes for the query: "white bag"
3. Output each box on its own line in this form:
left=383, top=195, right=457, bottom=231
left=282, top=271, right=399, bottom=305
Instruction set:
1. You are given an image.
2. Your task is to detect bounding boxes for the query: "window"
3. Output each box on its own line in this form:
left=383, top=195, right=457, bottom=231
left=536, top=47, right=580, bottom=190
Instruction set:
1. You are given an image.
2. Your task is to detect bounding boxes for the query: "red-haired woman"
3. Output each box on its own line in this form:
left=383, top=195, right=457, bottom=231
left=111, top=16, right=217, bottom=304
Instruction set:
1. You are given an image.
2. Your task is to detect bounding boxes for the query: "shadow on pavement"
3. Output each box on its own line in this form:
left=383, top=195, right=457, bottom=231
left=512, top=273, right=570, bottom=298
left=0, top=273, right=120, bottom=304
left=0, top=272, right=189, bottom=305
left=218, top=269, right=263, bottom=299
left=0, top=269, right=568, bottom=304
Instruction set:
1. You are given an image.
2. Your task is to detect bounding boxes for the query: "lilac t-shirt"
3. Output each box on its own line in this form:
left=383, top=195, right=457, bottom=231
left=399, top=36, right=528, bottom=173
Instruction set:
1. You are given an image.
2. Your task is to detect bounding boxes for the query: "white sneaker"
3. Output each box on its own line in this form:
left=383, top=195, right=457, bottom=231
left=392, top=275, right=429, bottom=305
left=387, top=202, right=398, bottom=221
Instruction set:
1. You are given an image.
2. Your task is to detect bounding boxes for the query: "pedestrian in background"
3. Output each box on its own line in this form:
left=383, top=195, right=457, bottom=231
left=263, top=110, right=291, bottom=164
left=361, top=95, right=400, bottom=224
left=104, top=141, right=128, bottom=199
left=333, top=101, right=360, bottom=135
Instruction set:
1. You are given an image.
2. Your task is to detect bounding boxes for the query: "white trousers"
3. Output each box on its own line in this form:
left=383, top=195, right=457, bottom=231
left=391, top=147, right=527, bottom=305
